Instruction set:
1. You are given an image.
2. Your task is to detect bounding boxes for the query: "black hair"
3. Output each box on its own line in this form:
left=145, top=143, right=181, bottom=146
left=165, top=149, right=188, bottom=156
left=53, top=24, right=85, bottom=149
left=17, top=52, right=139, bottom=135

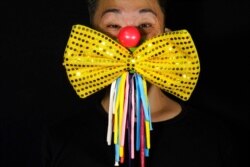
left=86, top=0, right=99, bottom=24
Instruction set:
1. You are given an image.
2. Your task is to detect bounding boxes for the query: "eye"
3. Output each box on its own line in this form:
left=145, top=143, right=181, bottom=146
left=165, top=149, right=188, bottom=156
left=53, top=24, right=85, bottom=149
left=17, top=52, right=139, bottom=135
left=137, top=23, right=152, bottom=30
left=107, top=24, right=121, bottom=30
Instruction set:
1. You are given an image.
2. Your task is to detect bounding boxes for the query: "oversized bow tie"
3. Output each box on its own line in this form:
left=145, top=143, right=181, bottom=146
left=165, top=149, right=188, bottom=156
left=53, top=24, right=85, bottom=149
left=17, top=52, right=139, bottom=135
left=63, top=24, right=200, bottom=166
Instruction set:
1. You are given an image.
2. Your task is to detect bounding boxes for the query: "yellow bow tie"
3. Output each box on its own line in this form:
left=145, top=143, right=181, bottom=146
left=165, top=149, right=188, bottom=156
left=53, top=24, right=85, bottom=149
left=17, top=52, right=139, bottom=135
left=63, top=24, right=200, bottom=101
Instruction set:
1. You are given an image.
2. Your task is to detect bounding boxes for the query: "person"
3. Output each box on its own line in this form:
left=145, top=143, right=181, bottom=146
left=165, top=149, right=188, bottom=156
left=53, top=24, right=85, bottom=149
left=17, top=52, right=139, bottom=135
left=41, top=0, right=238, bottom=166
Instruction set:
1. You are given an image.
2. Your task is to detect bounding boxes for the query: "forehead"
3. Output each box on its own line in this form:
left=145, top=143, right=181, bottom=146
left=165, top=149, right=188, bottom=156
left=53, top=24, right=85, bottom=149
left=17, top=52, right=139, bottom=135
left=95, top=0, right=161, bottom=13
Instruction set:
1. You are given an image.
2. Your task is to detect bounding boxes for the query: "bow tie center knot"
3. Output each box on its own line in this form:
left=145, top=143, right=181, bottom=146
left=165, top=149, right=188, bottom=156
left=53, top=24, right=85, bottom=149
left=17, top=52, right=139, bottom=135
left=127, top=58, right=136, bottom=73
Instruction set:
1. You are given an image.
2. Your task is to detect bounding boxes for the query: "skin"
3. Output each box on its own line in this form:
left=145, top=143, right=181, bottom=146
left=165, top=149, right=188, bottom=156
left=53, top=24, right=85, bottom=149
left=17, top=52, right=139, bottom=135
left=92, top=0, right=181, bottom=122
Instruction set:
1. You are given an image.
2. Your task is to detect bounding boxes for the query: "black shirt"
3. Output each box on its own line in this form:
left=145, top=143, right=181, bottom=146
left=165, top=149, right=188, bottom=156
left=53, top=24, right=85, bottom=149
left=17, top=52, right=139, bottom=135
left=42, top=100, right=236, bottom=167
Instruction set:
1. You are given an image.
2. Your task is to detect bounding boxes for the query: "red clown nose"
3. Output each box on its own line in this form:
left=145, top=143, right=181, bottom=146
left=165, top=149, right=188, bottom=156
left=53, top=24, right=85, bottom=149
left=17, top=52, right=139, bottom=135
left=117, top=26, right=141, bottom=48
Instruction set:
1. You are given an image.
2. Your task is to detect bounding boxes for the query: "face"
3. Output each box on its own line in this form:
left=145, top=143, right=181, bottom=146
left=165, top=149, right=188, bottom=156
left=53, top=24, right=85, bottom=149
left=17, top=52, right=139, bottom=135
left=92, top=0, right=165, bottom=40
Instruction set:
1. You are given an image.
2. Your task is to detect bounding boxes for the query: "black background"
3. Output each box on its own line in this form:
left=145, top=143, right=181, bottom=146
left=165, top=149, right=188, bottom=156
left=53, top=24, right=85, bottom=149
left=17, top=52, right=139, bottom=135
left=1, top=0, right=249, bottom=166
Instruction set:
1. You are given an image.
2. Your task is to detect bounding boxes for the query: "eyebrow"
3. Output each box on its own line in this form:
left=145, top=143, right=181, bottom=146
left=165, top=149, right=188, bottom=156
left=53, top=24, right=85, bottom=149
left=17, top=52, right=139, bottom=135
left=101, top=8, right=157, bottom=17
left=139, top=8, right=157, bottom=16
left=101, top=8, right=121, bottom=17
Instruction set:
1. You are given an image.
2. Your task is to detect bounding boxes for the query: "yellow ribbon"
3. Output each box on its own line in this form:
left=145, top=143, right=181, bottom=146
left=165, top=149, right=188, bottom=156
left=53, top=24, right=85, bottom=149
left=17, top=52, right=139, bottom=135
left=63, top=24, right=200, bottom=101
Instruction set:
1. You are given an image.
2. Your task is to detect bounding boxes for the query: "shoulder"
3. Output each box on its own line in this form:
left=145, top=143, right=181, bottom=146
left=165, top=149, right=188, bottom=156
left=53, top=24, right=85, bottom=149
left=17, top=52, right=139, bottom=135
left=43, top=107, right=104, bottom=145
left=44, top=112, right=83, bottom=142
left=183, top=104, right=229, bottom=127
left=42, top=98, right=108, bottom=146
left=177, top=103, right=233, bottom=140
left=41, top=111, right=85, bottom=157
left=184, top=104, right=235, bottom=157
left=40, top=101, right=104, bottom=165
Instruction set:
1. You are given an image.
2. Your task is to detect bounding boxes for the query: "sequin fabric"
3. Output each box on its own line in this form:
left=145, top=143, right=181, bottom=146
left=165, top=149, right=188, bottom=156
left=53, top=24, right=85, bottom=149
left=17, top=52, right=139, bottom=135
left=63, top=24, right=200, bottom=101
